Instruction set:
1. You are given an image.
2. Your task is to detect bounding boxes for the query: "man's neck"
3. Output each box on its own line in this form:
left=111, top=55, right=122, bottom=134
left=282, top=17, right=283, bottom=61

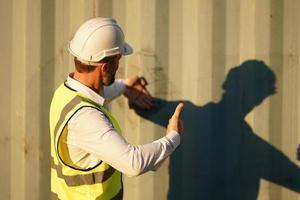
left=72, top=71, right=104, bottom=96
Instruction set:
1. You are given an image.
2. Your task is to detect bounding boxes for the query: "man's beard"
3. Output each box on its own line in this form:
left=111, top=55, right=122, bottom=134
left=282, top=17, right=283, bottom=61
left=102, top=74, right=115, bottom=86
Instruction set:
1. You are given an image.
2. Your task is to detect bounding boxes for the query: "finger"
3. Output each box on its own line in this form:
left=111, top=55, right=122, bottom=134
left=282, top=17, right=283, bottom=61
left=138, top=95, right=152, bottom=105
left=135, top=95, right=153, bottom=108
left=172, top=102, right=184, bottom=119
left=134, top=84, right=147, bottom=93
left=134, top=85, right=153, bottom=100
left=139, top=95, right=154, bottom=108
left=142, top=88, right=153, bottom=100
left=141, top=91, right=153, bottom=103
left=127, top=90, right=140, bottom=100
left=139, top=78, right=147, bottom=86
left=129, top=92, right=151, bottom=109
left=140, top=86, right=153, bottom=99
left=132, top=99, right=144, bottom=108
left=139, top=102, right=151, bottom=110
left=140, top=91, right=154, bottom=103
left=129, top=88, right=150, bottom=102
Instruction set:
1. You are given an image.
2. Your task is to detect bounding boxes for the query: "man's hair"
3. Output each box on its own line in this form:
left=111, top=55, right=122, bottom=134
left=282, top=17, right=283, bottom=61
left=74, top=57, right=114, bottom=73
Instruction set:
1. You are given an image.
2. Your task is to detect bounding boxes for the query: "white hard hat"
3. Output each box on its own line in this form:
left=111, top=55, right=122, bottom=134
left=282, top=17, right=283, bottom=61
left=68, top=17, right=133, bottom=66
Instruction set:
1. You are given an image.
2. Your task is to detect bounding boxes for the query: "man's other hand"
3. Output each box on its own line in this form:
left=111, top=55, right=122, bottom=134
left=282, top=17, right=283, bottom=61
left=124, top=76, right=154, bottom=110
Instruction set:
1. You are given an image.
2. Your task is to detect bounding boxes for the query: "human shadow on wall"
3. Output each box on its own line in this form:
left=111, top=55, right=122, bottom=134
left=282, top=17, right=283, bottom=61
left=130, top=60, right=300, bottom=200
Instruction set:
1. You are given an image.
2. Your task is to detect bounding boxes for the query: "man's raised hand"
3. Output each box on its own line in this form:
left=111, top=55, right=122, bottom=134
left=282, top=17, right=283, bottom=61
left=167, top=102, right=184, bottom=135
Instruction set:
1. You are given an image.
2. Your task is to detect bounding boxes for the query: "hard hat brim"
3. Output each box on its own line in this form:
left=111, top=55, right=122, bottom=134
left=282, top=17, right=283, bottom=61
left=68, top=41, right=133, bottom=62
left=123, top=42, right=133, bottom=56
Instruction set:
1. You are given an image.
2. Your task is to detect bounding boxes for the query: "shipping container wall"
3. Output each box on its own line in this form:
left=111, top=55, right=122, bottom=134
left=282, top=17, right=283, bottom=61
left=0, top=0, right=299, bottom=200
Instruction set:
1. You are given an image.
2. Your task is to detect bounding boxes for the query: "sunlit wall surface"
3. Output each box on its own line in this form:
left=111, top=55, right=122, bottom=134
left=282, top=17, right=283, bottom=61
left=0, top=0, right=299, bottom=199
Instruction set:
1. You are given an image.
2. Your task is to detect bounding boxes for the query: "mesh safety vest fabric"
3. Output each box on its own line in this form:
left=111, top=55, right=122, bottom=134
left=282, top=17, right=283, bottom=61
left=49, top=82, right=123, bottom=200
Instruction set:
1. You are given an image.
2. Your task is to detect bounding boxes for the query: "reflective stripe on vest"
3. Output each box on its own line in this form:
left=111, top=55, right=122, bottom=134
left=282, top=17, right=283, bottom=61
left=50, top=83, right=123, bottom=200
left=51, top=156, right=116, bottom=186
left=53, top=96, right=82, bottom=140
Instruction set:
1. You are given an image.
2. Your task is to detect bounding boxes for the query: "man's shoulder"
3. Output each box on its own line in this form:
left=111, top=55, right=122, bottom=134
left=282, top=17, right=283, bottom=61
left=68, top=106, right=113, bottom=135
left=68, top=106, right=111, bottom=126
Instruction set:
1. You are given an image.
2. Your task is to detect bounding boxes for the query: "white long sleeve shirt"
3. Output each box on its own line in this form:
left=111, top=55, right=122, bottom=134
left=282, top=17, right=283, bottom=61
left=66, top=75, right=180, bottom=176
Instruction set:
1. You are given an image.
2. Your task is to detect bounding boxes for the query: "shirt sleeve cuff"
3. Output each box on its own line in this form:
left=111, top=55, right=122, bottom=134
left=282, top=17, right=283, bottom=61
left=117, top=79, right=126, bottom=94
left=164, top=130, right=181, bottom=150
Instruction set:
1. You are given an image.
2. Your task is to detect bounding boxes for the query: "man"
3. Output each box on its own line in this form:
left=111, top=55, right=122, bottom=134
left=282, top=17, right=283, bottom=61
left=49, top=17, right=184, bottom=200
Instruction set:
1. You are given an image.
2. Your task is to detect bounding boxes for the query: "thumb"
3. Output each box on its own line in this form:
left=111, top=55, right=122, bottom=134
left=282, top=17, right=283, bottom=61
left=172, top=102, right=184, bottom=119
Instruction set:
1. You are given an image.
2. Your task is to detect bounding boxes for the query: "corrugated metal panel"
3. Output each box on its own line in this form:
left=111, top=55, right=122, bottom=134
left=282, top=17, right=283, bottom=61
left=0, top=0, right=299, bottom=199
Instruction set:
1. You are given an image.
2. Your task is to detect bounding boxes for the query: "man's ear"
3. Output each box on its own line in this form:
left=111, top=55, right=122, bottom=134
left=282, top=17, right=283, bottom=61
left=100, top=63, right=109, bottom=74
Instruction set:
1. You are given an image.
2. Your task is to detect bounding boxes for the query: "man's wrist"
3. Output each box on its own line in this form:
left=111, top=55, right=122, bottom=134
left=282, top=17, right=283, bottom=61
left=118, top=79, right=126, bottom=94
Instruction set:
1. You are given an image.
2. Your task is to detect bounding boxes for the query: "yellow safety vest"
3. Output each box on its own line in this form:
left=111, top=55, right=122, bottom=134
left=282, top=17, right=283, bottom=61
left=49, top=82, right=123, bottom=200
